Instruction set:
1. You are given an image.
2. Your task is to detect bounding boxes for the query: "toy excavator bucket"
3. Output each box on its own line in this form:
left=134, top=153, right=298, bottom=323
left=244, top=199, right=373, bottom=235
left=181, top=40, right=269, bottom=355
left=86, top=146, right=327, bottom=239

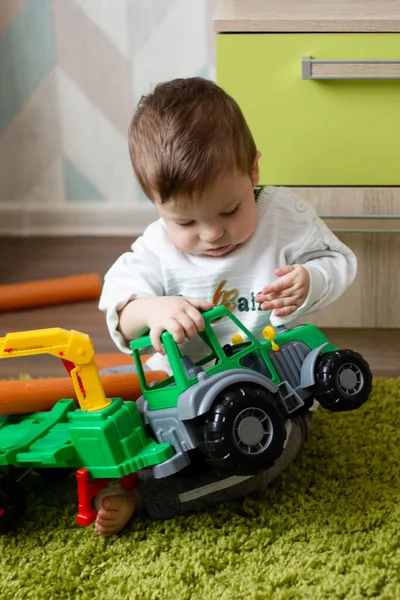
left=0, top=328, right=111, bottom=412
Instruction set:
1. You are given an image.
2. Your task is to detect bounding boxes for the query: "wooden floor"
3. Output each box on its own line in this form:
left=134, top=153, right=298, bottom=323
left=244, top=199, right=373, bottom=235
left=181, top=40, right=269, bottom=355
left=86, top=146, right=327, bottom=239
left=0, top=237, right=399, bottom=379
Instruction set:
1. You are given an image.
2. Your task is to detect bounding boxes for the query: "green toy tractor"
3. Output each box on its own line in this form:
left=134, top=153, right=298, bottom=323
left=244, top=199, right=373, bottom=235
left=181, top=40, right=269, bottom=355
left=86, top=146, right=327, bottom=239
left=130, top=305, right=373, bottom=478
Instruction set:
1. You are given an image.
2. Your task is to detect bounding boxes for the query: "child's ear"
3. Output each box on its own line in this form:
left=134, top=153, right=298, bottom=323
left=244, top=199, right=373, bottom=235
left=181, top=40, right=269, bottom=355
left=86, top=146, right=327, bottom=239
left=251, top=151, right=262, bottom=186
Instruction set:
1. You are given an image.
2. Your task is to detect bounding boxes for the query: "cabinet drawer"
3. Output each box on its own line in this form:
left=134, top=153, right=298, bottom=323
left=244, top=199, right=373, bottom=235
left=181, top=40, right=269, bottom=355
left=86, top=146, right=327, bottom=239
left=216, top=34, right=400, bottom=186
left=291, top=188, right=400, bottom=328
left=292, top=187, right=400, bottom=233
left=299, top=231, right=400, bottom=328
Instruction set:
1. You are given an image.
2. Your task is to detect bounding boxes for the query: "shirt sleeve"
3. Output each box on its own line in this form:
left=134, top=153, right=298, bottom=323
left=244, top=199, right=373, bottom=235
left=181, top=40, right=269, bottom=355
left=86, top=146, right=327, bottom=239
left=269, top=190, right=357, bottom=327
left=98, top=223, right=165, bottom=353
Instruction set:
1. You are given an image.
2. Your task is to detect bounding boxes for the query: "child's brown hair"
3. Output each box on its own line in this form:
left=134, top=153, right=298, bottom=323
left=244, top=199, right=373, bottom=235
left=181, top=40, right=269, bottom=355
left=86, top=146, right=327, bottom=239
left=128, top=77, right=257, bottom=202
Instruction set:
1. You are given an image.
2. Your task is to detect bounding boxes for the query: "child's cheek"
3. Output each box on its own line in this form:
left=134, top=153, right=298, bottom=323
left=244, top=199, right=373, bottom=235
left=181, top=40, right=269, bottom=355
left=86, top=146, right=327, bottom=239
left=182, top=230, right=196, bottom=252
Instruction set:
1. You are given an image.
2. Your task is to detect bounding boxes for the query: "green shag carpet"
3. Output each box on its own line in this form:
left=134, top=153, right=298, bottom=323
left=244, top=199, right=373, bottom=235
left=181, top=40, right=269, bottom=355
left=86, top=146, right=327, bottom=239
left=1, top=378, right=399, bottom=600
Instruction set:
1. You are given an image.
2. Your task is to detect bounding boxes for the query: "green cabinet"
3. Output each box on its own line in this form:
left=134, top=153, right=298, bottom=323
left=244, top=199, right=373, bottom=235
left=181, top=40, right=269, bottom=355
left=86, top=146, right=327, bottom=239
left=217, top=34, right=400, bottom=186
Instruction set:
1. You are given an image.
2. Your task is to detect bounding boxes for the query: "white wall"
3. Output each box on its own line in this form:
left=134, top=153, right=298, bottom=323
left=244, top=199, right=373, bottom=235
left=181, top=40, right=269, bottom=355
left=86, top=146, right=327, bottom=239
left=0, top=0, right=217, bottom=235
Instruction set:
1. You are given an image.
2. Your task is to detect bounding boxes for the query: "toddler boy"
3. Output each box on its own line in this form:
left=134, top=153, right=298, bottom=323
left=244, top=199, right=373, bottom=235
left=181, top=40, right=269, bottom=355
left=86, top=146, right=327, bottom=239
left=97, top=77, right=356, bottom=536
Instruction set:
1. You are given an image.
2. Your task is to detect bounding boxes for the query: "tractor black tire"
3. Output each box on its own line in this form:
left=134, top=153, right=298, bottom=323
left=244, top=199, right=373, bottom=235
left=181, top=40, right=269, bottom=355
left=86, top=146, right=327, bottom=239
left=0, top=472, right=26, bottom=534
left=202, top=384, right=286, bottom=475
left=314, top=350, right=372, bottom=412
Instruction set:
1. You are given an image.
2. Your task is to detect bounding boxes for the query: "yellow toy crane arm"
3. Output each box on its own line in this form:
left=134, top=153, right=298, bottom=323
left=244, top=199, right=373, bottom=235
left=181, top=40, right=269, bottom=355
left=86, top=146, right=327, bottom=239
left=0, top=328, right=111, bottom=412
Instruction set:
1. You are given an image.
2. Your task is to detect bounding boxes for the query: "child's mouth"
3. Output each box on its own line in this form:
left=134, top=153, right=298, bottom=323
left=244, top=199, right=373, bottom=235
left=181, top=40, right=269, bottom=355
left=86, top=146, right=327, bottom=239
left=205, top=244, right=234, bottom=257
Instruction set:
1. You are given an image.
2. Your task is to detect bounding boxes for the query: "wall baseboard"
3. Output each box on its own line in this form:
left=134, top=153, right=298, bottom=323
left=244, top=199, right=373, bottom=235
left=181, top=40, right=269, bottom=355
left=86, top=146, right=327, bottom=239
left=0, top=204, right=158, bottom=236
left=322, top=328, right=400, bottom=378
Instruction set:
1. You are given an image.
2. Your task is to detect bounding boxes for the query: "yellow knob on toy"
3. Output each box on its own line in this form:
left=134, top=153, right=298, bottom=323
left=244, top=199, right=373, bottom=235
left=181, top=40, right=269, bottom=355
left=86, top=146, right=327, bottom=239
left=231, top=333, right=243, bottom=345
left=262, top=326, right=279, bottom=352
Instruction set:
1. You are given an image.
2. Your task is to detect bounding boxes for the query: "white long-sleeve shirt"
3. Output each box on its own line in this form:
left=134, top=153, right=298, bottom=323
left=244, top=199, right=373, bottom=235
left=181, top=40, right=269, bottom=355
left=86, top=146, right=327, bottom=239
left=99, top=186, right=357, bottom=371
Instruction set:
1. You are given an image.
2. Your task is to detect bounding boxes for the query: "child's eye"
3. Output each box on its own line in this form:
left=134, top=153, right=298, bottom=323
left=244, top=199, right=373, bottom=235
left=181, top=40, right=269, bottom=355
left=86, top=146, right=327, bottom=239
left=177, top=220, right=195, bottom=227
left=221, top=205, right=239, bottom=217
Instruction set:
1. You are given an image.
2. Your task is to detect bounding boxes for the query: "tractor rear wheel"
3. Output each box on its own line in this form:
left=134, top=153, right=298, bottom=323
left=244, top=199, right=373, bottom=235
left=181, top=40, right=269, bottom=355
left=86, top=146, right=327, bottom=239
left=314, top=350, right=372, bottom=412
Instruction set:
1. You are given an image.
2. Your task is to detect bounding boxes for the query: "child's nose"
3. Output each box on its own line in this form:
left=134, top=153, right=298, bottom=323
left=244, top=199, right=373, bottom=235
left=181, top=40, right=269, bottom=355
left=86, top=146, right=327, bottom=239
left=200, top=226, right=224, bottom=243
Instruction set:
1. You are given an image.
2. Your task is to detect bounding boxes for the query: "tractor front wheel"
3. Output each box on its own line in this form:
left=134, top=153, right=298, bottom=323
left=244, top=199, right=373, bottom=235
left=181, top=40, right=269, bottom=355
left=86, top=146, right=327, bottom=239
left=202, top=384, right=286, bottom=475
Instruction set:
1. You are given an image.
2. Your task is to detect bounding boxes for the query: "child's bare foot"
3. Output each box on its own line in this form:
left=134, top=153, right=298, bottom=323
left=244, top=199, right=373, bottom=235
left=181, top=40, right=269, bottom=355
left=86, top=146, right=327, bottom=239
left=94, top=484, right=143, bottom=536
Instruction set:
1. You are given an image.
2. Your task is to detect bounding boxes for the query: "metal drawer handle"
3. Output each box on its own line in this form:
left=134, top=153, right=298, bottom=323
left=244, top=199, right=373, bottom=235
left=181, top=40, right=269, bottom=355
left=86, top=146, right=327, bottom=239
left=302, top=56, right=400, bottom=80
left=321, top=214, right=400, bottom=234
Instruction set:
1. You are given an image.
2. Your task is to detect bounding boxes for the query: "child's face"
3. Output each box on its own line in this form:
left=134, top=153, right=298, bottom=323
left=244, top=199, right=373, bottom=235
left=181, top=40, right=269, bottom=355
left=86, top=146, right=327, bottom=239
left=155, top=155, right=260, bottom=257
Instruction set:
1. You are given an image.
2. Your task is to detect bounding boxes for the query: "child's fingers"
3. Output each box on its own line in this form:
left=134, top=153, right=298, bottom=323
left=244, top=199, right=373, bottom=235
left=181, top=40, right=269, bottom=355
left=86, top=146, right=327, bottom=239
left=149, top=327, right=165, bottom=354
left=176, top=312, right=198, bottom=340
left=185, top=306, right=206, bottom=333
left=274, top=265, right=296, bottom=277
left=256, top=286, right=296, bottom=303
left=167, top=319, right=187, bottom=345
left=273, top=305, right=298, bottom=317
left=260, top=273, right=296, bottom=296
left=260, top=296, right=299, bottom=311
left=186, top=297, right=214, bottom=311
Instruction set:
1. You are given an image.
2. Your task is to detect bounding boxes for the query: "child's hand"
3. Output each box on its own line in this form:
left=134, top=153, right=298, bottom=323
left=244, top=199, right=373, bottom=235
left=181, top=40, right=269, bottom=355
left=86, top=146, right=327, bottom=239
left=255, top=264, right=310, bottom=318
left=146, top=296, right=214, bottom=354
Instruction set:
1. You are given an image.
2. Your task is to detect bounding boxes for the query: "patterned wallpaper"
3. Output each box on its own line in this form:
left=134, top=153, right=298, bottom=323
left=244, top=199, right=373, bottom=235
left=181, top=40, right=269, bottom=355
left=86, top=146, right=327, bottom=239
left=0, top=0, right=217, bottom=235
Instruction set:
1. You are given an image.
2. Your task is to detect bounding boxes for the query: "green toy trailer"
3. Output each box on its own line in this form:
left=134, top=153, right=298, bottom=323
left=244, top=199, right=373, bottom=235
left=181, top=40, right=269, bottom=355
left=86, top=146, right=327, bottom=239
left=0, top=307, right=372, bottom=532
left=0, top=327, right=172, bottom=532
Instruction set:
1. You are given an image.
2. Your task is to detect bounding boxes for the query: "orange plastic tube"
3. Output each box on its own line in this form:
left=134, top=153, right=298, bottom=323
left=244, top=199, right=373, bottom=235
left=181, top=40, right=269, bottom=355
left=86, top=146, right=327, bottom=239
left=0, top=371, right=167, bottom=414
left=0, top=273, right=102, bottom=311
left=94, top=354, right=153, bottom=371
